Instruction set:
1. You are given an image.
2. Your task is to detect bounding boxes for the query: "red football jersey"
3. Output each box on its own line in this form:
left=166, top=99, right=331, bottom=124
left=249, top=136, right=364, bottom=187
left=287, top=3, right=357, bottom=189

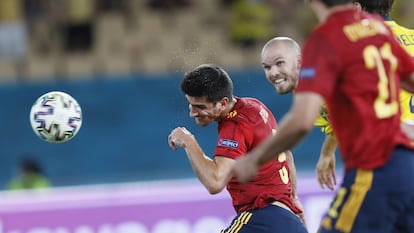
left=214, top=97, right=301, bottom=214
left=296, top=9, right=414, bottom=171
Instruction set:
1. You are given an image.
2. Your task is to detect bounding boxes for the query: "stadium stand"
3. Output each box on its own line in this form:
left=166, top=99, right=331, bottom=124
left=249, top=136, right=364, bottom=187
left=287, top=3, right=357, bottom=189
left=0, top=0, right=412, bottom=187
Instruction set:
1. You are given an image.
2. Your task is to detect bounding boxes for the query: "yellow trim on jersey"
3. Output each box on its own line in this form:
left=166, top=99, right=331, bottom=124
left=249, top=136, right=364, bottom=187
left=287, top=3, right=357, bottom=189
left=221, top=211, right=252, bottom=233
left=335, top=170, right=373, bottom=233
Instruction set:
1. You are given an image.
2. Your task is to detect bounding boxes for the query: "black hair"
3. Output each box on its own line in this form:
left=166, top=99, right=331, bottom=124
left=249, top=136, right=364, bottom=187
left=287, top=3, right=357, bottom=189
left=320, top=0, right=354, bottom=7
left=181, top=64, right=233, bottom=103
left=355, top=0, right=394, bottom=16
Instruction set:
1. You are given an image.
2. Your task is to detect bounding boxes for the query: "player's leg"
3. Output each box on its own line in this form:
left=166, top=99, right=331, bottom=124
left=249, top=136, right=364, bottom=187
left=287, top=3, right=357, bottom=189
left=392, top=195, right=414, bottom=233
left=391, top=147, right=414, bottom=233
left=318, top=168, right=392, bottom=233
left=319, top=147, right=414, bottom=233
left=318, top=168, right=397, bottom=233
left=402, top=196, right=414, bottom=233
left=221, top=205, right=307, bottom=233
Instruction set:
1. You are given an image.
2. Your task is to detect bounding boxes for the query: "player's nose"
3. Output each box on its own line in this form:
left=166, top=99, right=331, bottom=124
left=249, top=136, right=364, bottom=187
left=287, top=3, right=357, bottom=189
left=270, top=66, right=281, bottom=76
left=189, top=105, right=199, bottom=117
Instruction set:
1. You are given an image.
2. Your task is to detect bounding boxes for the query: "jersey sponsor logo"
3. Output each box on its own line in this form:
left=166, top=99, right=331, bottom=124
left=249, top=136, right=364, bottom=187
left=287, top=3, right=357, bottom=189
left=218, top=138, right=239, bottom=149
left=299, top=67, right=315, bottom=79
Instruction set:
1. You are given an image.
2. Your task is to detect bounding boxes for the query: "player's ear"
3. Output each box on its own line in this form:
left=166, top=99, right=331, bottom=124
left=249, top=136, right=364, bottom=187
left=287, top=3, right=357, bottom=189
left=218, top=98, right=228, bottom=110
left=297, top=55, right=302, bottom=69
left=353, top=2, right=362, bottom=12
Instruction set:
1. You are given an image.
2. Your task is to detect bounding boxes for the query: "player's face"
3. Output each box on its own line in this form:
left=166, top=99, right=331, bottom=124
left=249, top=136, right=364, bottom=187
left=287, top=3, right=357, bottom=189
left=185, top=95, right=222, bottom=126
left=261, top=43, right=299, bottom=95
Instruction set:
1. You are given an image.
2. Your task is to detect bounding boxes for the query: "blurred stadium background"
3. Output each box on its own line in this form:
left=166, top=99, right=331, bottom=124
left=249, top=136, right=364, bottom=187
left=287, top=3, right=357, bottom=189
left=0, top=1, right=413, bottom=233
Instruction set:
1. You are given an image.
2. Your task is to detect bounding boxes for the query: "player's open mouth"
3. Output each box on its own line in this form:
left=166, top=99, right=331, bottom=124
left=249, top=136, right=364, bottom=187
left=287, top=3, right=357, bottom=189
left=274, top=79, right=286, bottom=85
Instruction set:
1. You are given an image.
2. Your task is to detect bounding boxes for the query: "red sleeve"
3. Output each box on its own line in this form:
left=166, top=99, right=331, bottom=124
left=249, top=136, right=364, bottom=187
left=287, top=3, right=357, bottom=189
left=296, top=32, right=341, bottom=101
left=214, top=120, right=253, bottom=159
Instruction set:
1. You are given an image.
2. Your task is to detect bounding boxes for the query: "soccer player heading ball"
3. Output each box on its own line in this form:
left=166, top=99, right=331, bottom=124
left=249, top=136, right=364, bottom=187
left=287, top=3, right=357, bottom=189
left=168, top=64, right=307, bottom=233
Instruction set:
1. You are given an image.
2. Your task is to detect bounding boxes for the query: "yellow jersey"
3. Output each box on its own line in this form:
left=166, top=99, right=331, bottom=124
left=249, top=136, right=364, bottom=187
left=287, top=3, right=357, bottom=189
left=315, top=18, right=414, bottom=135
left=385, top=19, right=414, bottom=123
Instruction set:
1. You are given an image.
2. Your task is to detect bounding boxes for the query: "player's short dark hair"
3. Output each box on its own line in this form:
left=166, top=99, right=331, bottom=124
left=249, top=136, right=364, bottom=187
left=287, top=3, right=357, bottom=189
left=354, top=0, right=394, bottom=16
left=181, top=64, right=233, bottom=103
left=320, top=0, right=354, bottom=7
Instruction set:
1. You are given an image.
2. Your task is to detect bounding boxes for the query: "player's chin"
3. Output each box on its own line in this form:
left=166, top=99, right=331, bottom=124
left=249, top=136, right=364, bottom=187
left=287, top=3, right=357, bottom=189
left=276, top=86, right=293, bottom=95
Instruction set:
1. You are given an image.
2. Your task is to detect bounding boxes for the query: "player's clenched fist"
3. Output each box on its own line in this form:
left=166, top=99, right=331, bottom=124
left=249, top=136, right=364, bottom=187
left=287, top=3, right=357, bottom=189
left=168, top=127, right=194, bottom=150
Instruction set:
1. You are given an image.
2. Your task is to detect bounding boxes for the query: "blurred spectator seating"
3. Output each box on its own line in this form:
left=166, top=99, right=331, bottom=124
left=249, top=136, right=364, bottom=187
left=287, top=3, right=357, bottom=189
left=6, top=0, right=414, bottom=83
left=0, top=0, right=27, bottom=82
left=228, top=0, right=273, bottom=49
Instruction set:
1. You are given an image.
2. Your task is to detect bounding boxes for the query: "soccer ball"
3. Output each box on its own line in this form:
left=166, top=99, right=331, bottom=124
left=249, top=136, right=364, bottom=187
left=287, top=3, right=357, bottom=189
left=30, top=91, right=82, bottom=143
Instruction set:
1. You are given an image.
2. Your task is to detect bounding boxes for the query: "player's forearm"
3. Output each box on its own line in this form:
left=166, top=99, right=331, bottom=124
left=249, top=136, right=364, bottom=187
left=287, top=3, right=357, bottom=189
left=183, top=141, right=224, bottom=194
left=321, top=134, right=338, bottom=157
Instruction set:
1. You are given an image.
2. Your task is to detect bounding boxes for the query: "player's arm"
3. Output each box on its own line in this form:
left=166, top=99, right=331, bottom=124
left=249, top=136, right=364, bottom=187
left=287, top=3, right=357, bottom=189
left=168, top=127, right=234, bottom=194
left=233, top=92, right=324, bottom=183
left=313, top=106, right=337, bottom=190
left=316, top=134, right=337, bottom=190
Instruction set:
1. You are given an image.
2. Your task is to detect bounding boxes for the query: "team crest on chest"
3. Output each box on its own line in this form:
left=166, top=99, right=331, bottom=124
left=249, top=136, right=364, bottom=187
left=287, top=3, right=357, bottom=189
left=227, top=110, right=238, bottom=118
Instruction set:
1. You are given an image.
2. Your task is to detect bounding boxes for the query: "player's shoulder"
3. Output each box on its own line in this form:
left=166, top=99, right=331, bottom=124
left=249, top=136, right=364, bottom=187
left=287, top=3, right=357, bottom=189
left=227, top=97, right=274, bottom=123
left=236, top=97, right=268, bottom=110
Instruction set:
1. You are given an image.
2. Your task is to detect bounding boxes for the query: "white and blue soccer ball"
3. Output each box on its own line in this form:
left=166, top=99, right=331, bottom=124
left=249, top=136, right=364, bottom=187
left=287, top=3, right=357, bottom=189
left=30, top=91, right=82, bottom=143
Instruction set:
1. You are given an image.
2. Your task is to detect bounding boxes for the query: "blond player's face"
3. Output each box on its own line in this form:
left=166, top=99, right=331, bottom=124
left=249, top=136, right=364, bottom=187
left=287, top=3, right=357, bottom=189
left=262, top=44, right=300, bottom=94
left=185, top=95, right=222, bottom=126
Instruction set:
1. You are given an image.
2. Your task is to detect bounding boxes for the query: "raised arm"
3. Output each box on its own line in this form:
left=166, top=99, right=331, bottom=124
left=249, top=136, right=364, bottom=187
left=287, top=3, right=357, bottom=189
left=168, top=127, right=234, bottom=194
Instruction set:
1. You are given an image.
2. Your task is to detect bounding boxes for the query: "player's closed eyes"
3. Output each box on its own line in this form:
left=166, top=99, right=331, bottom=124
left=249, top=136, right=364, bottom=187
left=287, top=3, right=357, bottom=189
left=189, top=104, right=207, bottom=110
